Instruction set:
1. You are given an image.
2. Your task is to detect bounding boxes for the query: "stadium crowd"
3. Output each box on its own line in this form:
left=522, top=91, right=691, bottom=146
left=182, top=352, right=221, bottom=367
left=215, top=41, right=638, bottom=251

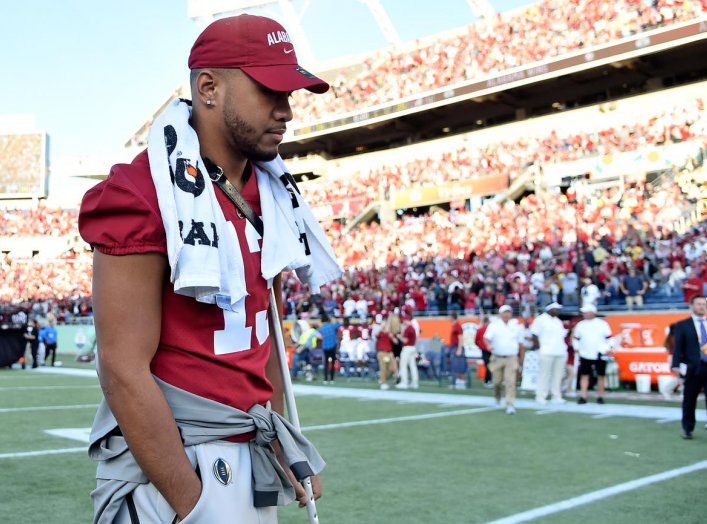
left=284, top=176, right=706, bottom=319
left=0, top=206, right=78, bottom=237
left=0, top=249, right=92, bottom=325
left=292, top=0, right=704, bottom=122
left=1, top=147, right=705, bottom=323
left=2, top=177, right=703, bottom=324
left=301, top=97, right=705, bottom=213
left=2, top=0, right=706, bottom=323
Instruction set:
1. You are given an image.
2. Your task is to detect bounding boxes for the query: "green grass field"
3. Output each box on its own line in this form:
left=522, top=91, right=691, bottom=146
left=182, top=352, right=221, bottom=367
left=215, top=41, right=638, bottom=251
left=1, top=364, right=705, bottom=524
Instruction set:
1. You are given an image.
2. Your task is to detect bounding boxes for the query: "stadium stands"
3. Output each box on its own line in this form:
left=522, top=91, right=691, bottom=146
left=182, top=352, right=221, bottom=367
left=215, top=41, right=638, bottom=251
left=1, top=2, right=705, bottom=321
left=0, top=206, right=78, bottom=237
left=0, top=250, right=92, bottom=323
left=291, top=0, right=704, bottom=123
left=281, top=177, right=704, bottom=319
left=2, top=111, right=705, bottom=320
left=299, top=95, right=705, bottom=215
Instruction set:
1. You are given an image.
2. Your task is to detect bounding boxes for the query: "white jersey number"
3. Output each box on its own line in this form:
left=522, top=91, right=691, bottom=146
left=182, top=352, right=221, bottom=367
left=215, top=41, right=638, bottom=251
left=213, top=220, right=269, bottom=355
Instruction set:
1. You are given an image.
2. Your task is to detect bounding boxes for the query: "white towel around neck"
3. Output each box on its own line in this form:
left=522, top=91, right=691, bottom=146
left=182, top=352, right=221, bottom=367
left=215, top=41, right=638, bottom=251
left=147, top=99, right=342, bottom=311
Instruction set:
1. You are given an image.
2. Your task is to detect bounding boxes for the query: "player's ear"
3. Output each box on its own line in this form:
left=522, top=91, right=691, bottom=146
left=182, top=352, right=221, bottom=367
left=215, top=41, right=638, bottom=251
left=193, top=69, right=218, bottom=108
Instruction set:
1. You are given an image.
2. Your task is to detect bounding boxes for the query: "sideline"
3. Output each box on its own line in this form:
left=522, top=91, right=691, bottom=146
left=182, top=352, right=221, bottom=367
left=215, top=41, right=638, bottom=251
left=292, top=384, right=701, bottom=422
left=30, top=367, right=704, bottom=422
left=487, top=459, right=707, bottom=524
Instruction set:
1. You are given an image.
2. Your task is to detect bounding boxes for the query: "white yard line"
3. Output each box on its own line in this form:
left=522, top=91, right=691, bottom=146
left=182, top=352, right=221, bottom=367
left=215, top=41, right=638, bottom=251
left=31, top=367, right=97, bottom=378
left=303, top=407, right=496, bottom=431
left=34, top=367, right=701, bottom=422
left=487, top=460, right=707, bottom=524
left=0, top=447, right=87, bottom=459
left=0, top=404, right=98, bottom=413
left=0, top=406, right=496, bottom=458
left=45, top=428, right=92, bottom=443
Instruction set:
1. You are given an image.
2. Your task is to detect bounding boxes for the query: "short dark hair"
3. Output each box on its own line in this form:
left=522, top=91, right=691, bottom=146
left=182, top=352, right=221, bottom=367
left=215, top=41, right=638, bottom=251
left=690, top=295, right=706, bottom=304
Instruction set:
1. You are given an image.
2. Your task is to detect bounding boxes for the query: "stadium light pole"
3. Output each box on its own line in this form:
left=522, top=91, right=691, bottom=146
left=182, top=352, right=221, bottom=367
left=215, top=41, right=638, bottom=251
left=269, top=288, right=320, bottom=524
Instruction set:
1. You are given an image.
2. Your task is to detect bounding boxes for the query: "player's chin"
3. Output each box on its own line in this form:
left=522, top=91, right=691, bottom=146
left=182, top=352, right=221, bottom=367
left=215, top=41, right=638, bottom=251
left=250, top=146, right=279, bottom=162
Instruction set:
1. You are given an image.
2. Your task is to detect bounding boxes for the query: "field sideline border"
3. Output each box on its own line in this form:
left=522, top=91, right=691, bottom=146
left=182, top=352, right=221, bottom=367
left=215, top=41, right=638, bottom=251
left=26, top=366, right=707, bottom=422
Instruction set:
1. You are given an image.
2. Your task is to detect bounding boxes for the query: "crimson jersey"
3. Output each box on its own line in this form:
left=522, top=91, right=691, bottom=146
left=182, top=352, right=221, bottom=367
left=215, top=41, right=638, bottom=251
left=79, top=151, right=273, bottom=414
left=450, top=321, right=463, bottom=347
left=402, top=324, right=417, bottom=346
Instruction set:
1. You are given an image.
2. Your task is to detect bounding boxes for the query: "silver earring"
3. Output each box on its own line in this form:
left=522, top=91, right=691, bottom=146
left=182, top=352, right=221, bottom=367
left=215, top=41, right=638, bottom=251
left=206, top=99, right=212, bottom=106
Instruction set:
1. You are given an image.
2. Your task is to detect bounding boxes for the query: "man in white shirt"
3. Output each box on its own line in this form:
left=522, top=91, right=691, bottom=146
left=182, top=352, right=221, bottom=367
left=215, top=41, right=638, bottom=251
left=342, top=295, right=357, bottom=318
left=355, top=297, right=369, bottom=319
left=580, top=277, right=601, bottom=308
left=484, top=305, right=524, bottom=415
left=530, top=270, right=545, bottom=294
left=573, top=304, right=613, bottom=404
left=561, top=272, right=579, bottom=306
left=531, top=302, right=568, bottom=404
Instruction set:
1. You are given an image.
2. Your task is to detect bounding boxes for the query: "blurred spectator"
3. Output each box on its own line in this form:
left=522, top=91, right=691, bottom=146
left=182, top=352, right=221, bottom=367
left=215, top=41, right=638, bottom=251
left=41, top=316, right=59, bottom=367
left=682, top=272, right=704, bottom=304
left=449, top=312, right=467, bottom=389
left=573, top=304, right=613, bottom=404
left=397, top=311, right=419, bottom=390
left=620, top=267, right=649, bottom=307
left=580, top=277, right=602, bottom=308
left=22, top=318, right=40, bottom=369
left=484, top=305, right=523, bottom=415
left=531, top=303, right=568, bottom=405
left=475, top=316, right=493, bottom=387
left=318, top=313, right=341, bottom=384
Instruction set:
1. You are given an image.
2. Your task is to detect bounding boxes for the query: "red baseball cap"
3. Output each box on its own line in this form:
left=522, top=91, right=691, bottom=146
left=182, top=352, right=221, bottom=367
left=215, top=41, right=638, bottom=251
left=188, top=15, right=329, bottom=94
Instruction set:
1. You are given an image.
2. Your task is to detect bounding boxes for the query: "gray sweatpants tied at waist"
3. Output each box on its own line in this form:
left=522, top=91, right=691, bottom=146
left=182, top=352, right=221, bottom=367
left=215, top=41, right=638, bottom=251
left=88, top=376, right=325, bottom=524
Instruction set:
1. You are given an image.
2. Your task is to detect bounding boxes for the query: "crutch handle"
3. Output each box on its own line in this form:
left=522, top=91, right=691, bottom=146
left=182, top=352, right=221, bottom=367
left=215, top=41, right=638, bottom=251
left=302, top=477, right=319, bottom=524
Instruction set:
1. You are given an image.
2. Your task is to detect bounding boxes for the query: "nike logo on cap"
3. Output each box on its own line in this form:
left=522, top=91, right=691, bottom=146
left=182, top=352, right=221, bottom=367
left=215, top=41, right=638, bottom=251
left=284, top=48, right=294, bottom=54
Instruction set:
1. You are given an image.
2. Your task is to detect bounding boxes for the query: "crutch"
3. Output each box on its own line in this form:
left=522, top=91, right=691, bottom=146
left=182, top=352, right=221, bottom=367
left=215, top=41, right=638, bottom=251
left=269, top=289, right=320, bottom=524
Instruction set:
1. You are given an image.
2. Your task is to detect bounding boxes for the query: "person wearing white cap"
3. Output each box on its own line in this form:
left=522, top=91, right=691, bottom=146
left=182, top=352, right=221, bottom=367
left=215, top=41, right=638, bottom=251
left=484, top=305, right=524, bottom=414
left=530, top=302, right=568, bottom=404
left=573, top=304, right=613, bottom=404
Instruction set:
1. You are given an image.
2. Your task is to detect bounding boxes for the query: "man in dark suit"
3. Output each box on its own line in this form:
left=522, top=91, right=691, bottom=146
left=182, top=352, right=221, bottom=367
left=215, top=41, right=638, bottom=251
left=671, top=295, right=707, bottom=439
